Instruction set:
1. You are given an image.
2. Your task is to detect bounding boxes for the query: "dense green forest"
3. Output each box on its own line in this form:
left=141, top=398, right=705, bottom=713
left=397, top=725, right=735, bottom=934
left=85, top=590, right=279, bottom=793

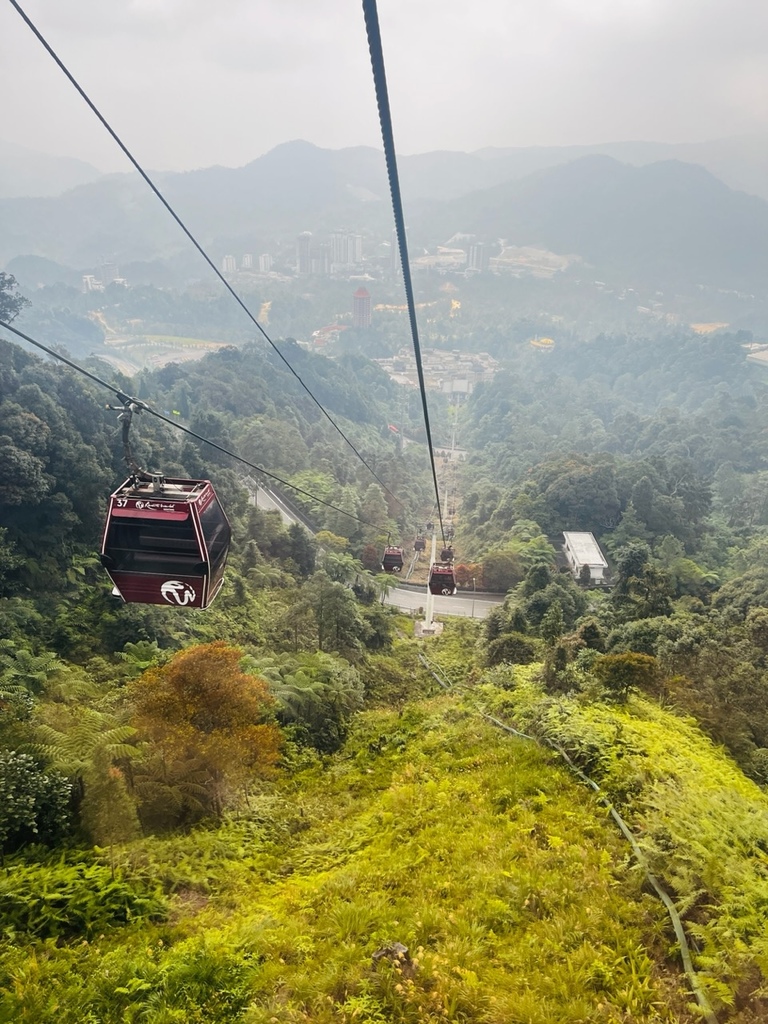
left=5, top=266, right=768, bottom=1021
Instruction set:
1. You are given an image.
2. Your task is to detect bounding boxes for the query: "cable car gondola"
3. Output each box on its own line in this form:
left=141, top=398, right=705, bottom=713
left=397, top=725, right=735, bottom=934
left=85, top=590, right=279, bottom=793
left=381, top=545, right=404, bottom=573
left=440, top=545, right=454, bottom=562
left=100, top=476, right=231, bottom=608
left=428, top=562, right=457, bottom=596
left=414, top=535, right=426, bottom=552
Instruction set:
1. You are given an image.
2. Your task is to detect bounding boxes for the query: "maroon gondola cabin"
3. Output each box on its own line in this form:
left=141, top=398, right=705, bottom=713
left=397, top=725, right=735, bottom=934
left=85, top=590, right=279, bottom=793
left=100, top=477, right=231, bottom=608
left=381, top=545, right=404, bottom=573
left=428, top=562, right=457, bottom=596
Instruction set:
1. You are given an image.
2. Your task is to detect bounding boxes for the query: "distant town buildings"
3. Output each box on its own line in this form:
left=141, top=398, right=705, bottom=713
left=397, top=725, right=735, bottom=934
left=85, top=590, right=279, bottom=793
left=353, top=287, right=372, bottom=328
left=490, top=246, right=576, bottom=278
left=296, top=232, right=333, bottom=275
left=410, top=247, right=466, bottom=272
left=374, top=348, right=499, bottom=396
left=207, top=229, right=573, bottom=287
left=217, top=252, right=276, bottom=276
left=83, top=260, right=126, bottom=292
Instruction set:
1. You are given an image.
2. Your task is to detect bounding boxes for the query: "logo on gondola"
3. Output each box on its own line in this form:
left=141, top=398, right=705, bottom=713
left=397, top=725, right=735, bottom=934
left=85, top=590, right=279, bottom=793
left=161, top=580, right=197, bottom=605
left=136, top=500, right=178, bottom=512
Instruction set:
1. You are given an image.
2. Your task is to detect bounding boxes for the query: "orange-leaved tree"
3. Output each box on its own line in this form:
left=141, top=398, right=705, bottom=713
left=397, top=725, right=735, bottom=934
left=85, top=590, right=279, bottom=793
left=129, top=641, right=281, bottom=829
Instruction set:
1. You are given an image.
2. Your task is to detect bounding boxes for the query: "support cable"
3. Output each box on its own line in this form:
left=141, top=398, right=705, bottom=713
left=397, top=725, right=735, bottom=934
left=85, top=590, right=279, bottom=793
left=361, top=0, right=446, bottom=543
left=7, top=0, right=403, bottom=511
left=0, top=319, right=388, bottom=532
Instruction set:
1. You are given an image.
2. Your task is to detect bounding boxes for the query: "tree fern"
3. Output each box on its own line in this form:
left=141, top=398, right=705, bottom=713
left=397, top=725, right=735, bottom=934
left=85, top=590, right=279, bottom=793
left=0, top=646, right=64, bottom=694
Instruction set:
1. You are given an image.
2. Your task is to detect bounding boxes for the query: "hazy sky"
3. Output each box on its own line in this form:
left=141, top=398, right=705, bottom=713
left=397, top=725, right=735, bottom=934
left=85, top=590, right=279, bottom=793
left=1, top=0, right=767, bottom=172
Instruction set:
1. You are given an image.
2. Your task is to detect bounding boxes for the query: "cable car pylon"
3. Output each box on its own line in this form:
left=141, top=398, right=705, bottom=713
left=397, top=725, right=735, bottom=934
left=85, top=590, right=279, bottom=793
left=422, top=528, right=438, bottom=636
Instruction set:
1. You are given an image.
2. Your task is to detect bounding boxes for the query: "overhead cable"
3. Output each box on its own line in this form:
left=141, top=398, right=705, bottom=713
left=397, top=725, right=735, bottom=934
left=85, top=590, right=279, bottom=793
left=0, top=319, right=390, bottom=533
left=361, top=0, right=446, bottom=543
left=7, top=0, right=403, bottom=511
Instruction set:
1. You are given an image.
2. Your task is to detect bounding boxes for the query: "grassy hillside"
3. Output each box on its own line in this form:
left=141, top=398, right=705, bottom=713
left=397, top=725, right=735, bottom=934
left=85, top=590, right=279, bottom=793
left=469, top=665, right=768, bottom=1022
left=0, top=697, right=694, bottom=1024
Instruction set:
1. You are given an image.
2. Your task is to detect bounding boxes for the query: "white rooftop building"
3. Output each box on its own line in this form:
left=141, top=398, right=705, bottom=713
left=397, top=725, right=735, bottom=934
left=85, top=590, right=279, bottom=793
left=562, top=532, right=609, bottom=584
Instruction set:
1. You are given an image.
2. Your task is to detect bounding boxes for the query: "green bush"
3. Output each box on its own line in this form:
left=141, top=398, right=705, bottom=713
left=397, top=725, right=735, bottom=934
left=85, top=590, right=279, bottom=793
left=486, top=631, right=537, bottom=667
left=0, top=752, right=71, bottom=855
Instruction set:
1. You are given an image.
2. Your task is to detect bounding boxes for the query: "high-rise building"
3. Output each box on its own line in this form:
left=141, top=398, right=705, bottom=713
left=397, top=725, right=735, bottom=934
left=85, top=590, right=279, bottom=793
left=331, top=232, right=364, bottom=270
left=100, top=261, right=119, bottom=285
left=258, top=253, right=273, bottom=273
left=353, top=286, right=372, bottom=328
left=296, top=231, right=312, bottom=274
left=222, top=255, right=237, bottom=273
left=349, top=234, right=363, bottom=265
left=331, top=232, right=349, bottom=266
left=241, top=253, right=253, bottom=269
left=468, top=242, right=488, bottom=272
left=312, top=243, right=331, bottom=276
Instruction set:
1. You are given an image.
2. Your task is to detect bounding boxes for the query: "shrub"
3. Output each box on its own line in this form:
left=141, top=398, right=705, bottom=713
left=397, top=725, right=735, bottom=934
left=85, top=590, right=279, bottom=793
left=486, top=632, right=537, bottom=667
left=593, top=653, right=659, bottom=702
left=0, top=752, right=71, bottom=855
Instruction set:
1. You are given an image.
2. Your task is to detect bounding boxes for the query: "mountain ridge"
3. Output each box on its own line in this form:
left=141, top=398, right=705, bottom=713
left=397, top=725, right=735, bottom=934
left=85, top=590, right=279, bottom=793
left=420, top=154, right=768, bottom=290
left=2, top=141, right=768, bottom=295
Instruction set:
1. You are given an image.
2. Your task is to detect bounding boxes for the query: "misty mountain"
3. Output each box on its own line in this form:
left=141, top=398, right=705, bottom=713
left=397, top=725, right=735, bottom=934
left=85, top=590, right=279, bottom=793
left=0, top=141, right=394, bottom=268
left=467, top=135, right=768, bottom=203
left=421, top=155, right=768, bottom=292
left=2, top=141, right=768, bottom=296
left=0, top=138, right=103, bottom=198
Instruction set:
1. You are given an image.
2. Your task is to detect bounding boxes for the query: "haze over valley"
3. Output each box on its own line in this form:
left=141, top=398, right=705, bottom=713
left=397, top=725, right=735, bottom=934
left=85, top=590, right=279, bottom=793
left=3, top=134, right=768, bottom=371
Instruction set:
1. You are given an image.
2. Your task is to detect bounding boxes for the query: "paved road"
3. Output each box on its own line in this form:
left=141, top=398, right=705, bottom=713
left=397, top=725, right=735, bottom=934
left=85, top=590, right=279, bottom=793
left=246, top=480, right=316, bottom=533
left=385, top=585, right=504, bottom=619
left=244, top=477, right=504, bottom=620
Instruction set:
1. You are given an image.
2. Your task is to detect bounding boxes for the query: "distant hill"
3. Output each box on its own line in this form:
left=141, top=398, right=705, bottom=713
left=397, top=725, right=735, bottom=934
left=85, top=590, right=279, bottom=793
left=0, top=139, right=103, bottom=198
left=420, top=155, right=768, bottom=292
left=467, top=134, right=768, bottom=203
left=0, top=141, right=393, bottom=268
left=3, top=140, right=768, bottom=296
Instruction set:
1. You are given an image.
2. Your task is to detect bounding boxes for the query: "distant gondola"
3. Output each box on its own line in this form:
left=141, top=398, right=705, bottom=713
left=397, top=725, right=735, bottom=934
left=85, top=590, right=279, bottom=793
left=428, top=562, right=457, bottom=596
left=381, top=545, right=404, bottom=573
left=440, top=545, right=454, bottom=562
left=100, top=476, right=231, bottom=608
